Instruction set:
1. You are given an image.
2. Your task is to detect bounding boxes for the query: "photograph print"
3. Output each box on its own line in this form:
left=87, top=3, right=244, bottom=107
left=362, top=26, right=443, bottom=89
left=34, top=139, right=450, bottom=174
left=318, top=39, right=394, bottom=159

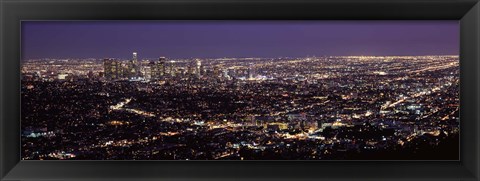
left=21, top=21, right=459, bottom=160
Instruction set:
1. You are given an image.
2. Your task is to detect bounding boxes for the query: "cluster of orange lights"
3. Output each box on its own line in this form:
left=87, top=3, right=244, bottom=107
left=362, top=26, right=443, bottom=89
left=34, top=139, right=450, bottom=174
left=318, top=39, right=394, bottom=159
left=108, top=120, right=130, bottom=126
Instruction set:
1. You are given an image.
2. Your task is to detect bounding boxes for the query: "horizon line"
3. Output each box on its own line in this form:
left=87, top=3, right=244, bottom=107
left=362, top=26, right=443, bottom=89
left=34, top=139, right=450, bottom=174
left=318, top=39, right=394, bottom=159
left=22, top=54, right=460, bottom=61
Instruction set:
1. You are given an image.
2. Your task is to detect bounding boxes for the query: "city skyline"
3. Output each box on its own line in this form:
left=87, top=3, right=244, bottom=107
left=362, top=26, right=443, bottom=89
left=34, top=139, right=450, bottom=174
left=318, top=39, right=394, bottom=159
left=21, top=21, right=459, bottom=160
left=22, top=21, right=459, bottom=60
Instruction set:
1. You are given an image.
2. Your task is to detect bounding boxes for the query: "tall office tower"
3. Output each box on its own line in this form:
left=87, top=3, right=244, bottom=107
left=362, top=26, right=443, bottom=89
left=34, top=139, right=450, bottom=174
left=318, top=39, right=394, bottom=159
left=115, top=61, right=122, bottom=79
left=128, top=52, right=140, bottom=79
left=168, top=61, right=176, bottom=76
left=144, top=66, right=152, bottom=80
left=121, top=63, right=129, bottom=79
left=195, top=59, right=202, bottom=77
left=103, top=58, right=119, bottom=80
left=159, top=57, right=167, bottom=76
left=132, top=52, right=138, bottom=62
left=103, top=58, right=112, bottom=80
left=148, top=61, right=156, bottom=80
left=151, top=57, right=166, bottom=80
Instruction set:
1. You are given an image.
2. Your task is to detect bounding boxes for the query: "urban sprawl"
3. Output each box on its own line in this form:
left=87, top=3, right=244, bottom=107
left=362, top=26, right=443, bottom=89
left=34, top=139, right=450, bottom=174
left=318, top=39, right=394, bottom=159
left=21, top=53, right=459, bottom=160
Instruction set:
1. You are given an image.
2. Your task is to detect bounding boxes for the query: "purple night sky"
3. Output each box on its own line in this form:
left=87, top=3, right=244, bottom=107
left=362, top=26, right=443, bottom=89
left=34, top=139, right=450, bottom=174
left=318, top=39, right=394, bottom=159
left=21, top=21, right=459, bottom=60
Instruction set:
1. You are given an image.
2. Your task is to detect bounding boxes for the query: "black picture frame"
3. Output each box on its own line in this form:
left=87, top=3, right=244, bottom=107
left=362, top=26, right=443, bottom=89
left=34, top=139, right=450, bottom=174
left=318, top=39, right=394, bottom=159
left=1, top=0, right=479, bottom=180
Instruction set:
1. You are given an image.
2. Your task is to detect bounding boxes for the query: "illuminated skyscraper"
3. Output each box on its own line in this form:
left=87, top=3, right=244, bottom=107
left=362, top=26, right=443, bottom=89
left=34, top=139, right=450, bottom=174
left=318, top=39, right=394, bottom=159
left=168, top=60, right=176, bottom=76
left=103, top=58, right=112, bottom=79
left=150, top=57, right=166, bottom=80
left=195, top=59, right=202, bottom=77
left=159, top=57, right=166, bottom=76
left=128, top=52, right=140, bottom=79
left=103, top=58, right=119, bottom=80
left=120, top=63, right=129, bottom=79
left=132, top=52, right=138, bottom=62
left=148, top=61, right=156, bottom=79
left=144, top=66, right=152, bottom=80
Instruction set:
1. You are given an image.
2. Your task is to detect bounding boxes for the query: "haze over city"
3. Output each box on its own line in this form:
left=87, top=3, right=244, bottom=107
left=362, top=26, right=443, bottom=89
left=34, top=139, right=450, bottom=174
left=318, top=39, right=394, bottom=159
left=22, top=21, right=458, bottom=60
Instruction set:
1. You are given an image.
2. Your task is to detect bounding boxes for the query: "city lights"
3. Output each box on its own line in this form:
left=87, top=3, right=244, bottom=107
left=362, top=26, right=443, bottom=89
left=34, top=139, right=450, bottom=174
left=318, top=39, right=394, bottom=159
left=21, top=54, right=459, bottom=160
